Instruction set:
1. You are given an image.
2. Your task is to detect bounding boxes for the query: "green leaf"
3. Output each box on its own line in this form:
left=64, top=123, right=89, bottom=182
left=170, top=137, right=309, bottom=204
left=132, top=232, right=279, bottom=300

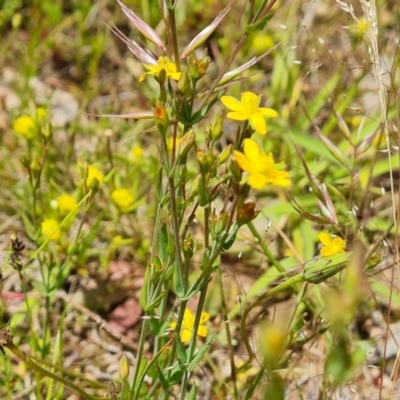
left=187, top=338, right=213, bottom=372
left=173, top=262, right=185, bottom=298
left=244, top=12, right=273, bottom=35
left=132, top=357, right=149, bottom=394
left=159, top=223, right=168, bottom=261
left=144, top=291, right=167, bottom=312
left=155, top=363, right=169, bottom=391
left=139, top=264, right=150, bottom=309
left=169, top=368, right=184, bottom=385
left=175, top=334, right=187, bottom=366
left=188, top=383, right=198, bottom=400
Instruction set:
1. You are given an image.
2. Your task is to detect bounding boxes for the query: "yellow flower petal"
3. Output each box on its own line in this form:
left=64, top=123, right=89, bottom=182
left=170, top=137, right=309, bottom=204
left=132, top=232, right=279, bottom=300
left=318, top=232, right=331, bottom=247
left=197, top=325, right=208, bottom=338
left=200, top=312, right=210, bottom=324
left=227, top=111, right=248, bottom=121
left=241, top=91, right=260, bottom=106
left=243, top=138, right=261, bottom=160
left=57, top=193, right=78, bottom=214
left=249, top=113, right=267, bottom=134
left=221, top=91, right=277, bottom=135
left=320, top=247, right=332, bottom=257
left=220, top=95, right=243, bottom=111
left=234, top=151, right=254, bottom=173
left=259, top=107, right=278, bottom=117
left=41, top=219, right=61, bottom=241
left=181, top=328, right=193, bottom=343
left=247, top=172, right=268, bottom=189
left=13, top=116, right=36, bottom=139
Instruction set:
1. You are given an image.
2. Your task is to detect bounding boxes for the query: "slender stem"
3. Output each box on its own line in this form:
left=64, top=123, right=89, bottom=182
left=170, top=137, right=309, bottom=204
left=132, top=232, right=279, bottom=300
left=217, top=266, right=239, bottom=400
left=131, top=319, right=150, bottom=397
left=247, top=222, right=286, bottom=274
left=179, top=284, right=208, bottom=400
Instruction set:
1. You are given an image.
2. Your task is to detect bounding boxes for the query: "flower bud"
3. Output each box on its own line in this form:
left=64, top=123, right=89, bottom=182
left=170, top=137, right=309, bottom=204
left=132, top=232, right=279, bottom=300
left=42, top=122, right=53, bottom=141
left=30, top=157, right=41, bottom=172
left=190, top=59, right=201, bottom=80
left=213, top=211, right=228, bottom=236
left=20, top=155, right=31, bottom=168
left=177, top=130, right=195, bottom=159
left=118, top=353, right=130, bottom=380
left=182, top=234, right=194, bottom=260
left=198, top=56, right=211, bottom=76
left=211, top=113, right=223, bottom=141
left=177, top=72, right=191, bottom=95
left=197, top=150, right=214, bottom=175
left=154, top=103, right=169, bottom=135
left=219, top=144, right=232, bottom=164
left=236, top=200, right=259, bottom=226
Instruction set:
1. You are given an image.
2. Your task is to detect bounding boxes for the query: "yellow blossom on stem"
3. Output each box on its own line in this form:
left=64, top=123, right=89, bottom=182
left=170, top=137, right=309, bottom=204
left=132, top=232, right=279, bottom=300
left=13, top=116, right=36, bottom=139
left=86, top=166, right=104, bottom=187
left=170, top=308, right=210, bottom=344
left=139, top=56, right=182, bottom=83
left=56, top=194, right=78, bottom=215
left=111, top=188, right=134, bottom=212
left=41, top=219, right=61, bottom=241
left=234, top=138, right=291, bottom=189
left=318, top=232, right=346, bottom=256
left=221, top=91, right=277, bottom=135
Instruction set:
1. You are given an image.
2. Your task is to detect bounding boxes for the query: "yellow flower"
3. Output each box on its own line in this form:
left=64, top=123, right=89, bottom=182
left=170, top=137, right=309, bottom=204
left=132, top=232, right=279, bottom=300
left=36, top=107, right=47, bottom=122
left=234, top=138, right=291, bottom=189
left=357, top=17, right=370, bottom=36
left=221, top=91, right=277, bottom=135
left=139, top=56, right=182, bottom=83
left=131, top=145, right=144, bottom=158
left=57, top=194, right=78, bottom=214
left=111, top=188, right=134, bottom=212
left=318, top=232, right=346, bottom=256
left=170, top=308, right=210, bottom=344
left=41, top=219, right=61, bottom=241
left=86, top=166, right=104, bottom=187
left=13, top=116, right=36, bottom=139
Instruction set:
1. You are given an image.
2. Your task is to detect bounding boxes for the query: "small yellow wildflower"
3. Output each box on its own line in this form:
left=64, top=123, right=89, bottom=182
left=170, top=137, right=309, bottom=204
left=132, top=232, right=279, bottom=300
left=41, top=219, right=61, bottom=241
left=261, top=323, right=286, bottom=367
left=131, top=145, right=144, bottom=158
left=170, top=308, right=210, bottom=344
left=234, top=138, right=291, bottom=189
left=357, top=17, right=369, bottom=36
left=13, top=116, right=36, bottom=139
left=139, top=56, right=182, bottom=83
left=221, top=91, right=277, bottom=135
left=56, top=194, right=78, bottom=214
left=251, top=33, right=274, bottom=55
left=111, top=188, right=134, bottom=212
left=36, top=107, right=47, bottom=122
left=86, top=166, right=104, bottom=187
left=318, top=232, right=346, bottom=256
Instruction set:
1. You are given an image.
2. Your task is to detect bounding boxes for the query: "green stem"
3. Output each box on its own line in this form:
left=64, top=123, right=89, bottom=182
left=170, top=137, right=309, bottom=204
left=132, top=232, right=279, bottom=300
left=179, top=285, right=208, bottom=400
left=217, top=267, right=239, bottom=400
left=247, top=222, right=286, bottom=274
left=131, top=319, right=150, bottom=397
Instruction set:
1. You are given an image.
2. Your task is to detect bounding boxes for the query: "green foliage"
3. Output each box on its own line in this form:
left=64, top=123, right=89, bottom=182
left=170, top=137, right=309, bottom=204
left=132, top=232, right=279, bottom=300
left=0, top=0, right=398, bottom=399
